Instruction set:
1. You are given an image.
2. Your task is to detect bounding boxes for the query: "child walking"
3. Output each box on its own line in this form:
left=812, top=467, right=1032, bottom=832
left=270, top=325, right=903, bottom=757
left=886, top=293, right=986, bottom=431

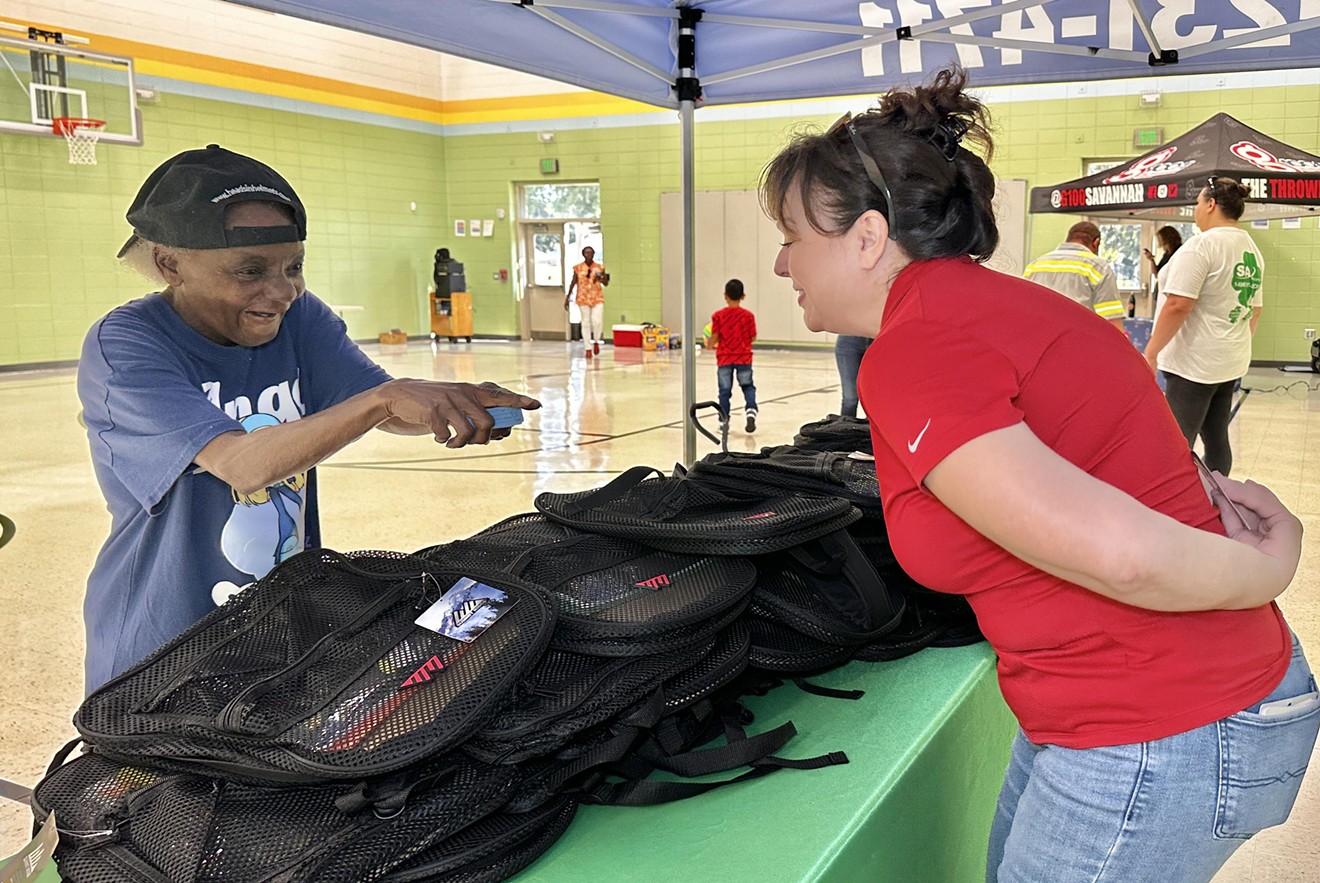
left=709, top=278, right=758, bottom=432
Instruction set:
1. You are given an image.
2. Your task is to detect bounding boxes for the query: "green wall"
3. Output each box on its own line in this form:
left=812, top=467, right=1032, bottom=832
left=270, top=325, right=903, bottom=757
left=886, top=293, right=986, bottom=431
left=4, top=75, right=1320, bottom=367
left=0, top=92, right=449, bottom=365
left=992, top=83, right=1320, bottom=363
left=442, top=81, right=1320, bottom=364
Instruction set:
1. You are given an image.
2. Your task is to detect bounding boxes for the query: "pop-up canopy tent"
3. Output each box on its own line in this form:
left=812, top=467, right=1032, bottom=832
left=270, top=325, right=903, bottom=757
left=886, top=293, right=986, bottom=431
left=1030, top=113, right=1320, bottom=221
left=225, top=0, right=1320, bottom=460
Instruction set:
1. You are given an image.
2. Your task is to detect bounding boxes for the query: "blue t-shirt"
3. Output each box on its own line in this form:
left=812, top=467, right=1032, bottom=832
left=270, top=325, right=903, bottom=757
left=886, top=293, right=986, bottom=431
left=77, top=291, right=390, bottom=692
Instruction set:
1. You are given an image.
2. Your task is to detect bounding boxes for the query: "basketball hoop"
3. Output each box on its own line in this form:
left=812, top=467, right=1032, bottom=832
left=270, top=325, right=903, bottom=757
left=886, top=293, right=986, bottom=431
left=52, top=117, right=106, bottom=165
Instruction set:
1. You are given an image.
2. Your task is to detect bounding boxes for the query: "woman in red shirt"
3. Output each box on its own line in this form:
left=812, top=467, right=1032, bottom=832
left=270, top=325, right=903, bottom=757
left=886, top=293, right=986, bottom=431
left=760, top=66, right=1318, bottom=883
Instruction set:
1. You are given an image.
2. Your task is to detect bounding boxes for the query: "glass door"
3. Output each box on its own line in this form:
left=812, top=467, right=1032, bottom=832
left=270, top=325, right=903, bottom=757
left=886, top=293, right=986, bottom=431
left=516, top=182, right=602, bottom=340
left=521, top=223, right=567, bottom=340
left=1096, top=221, right=1143, bottom=318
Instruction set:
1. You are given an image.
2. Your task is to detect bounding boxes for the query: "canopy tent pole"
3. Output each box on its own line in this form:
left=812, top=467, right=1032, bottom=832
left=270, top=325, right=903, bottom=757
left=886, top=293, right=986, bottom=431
left=678, top=7, right=701, bottom=466
left=680, top=99, right=696, bottom=465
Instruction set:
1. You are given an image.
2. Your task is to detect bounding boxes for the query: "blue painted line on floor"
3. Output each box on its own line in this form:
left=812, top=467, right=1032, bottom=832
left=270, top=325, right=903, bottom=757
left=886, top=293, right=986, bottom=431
left=1229, top=389, right=1250, bottom=423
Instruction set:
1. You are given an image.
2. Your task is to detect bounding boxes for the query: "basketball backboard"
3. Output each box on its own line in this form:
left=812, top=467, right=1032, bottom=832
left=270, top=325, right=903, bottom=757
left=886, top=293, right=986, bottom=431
left=0, top=32, right=140, bottom=145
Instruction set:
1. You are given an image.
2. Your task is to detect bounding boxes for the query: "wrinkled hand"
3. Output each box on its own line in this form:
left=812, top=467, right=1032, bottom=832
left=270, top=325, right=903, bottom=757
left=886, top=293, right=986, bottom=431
left=1210, top=473, right=1303, bottom=582
left=378, top=379, right=540, bottom=447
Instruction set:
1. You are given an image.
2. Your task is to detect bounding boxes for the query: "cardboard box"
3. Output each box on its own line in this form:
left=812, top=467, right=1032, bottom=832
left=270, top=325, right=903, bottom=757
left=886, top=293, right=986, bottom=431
left=379, top=329, right=408, bottom=345
left=612, top=324, right=645, bottom=347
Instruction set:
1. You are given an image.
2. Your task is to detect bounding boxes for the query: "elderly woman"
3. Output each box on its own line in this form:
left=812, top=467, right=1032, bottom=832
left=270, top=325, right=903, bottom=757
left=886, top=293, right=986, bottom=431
left=79, top=145, right=538, bottom=693
left=760, top=68, right=1316, bottom=883
left=1144, top=178, right=1262, bottom=476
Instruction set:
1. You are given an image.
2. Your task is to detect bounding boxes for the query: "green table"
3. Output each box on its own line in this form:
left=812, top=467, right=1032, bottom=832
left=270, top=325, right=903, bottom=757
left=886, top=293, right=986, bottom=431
left=18, top=643, right=1014, bottom=883
left=530, top=642, right=1014, bottom=882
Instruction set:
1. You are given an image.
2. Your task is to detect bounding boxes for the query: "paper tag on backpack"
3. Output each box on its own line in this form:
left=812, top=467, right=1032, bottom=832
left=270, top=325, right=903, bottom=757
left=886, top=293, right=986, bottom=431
left=415, top=577, right=517, bottom=642
left=0, top=810, right=57, bottom=883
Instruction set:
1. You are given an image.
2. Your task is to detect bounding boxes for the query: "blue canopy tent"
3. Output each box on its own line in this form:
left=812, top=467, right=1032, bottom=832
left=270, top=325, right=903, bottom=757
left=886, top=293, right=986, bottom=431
left=222, top=0, right=1320, bottom=461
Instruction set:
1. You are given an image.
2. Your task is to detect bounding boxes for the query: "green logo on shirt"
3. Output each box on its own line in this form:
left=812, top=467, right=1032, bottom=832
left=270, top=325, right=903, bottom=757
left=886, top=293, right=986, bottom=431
left=1228, top=251, right=1260, bottom=325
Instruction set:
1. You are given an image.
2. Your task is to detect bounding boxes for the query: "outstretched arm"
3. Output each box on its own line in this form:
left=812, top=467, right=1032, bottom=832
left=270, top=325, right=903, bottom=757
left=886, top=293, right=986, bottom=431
left=195, top=379, right=539, bottom=495
left=923, top=422, right=1302, bottom=612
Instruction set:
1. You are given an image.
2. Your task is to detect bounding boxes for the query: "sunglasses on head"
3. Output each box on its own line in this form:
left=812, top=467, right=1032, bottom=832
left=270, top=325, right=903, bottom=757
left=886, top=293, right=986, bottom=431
left=829, top=111, right=898, bottom=240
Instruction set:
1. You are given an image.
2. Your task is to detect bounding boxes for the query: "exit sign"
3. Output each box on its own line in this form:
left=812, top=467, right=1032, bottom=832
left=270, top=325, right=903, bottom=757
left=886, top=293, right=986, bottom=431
left=540, top=158, right=560, bottom=174
left=1133, top=127, right=1164, bottom=149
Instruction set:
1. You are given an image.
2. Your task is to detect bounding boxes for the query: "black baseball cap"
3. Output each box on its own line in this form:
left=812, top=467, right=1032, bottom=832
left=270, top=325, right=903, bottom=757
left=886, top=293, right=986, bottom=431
left=117, top=144, right=306, bottom=258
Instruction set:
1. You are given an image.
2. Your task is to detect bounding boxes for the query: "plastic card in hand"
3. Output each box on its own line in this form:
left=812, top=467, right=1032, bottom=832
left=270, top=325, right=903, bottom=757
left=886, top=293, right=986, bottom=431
left=484, top=407, right=524, bottom=429
left=415, top=577, right=518, bottom=642
left=1190, top=451, right=1253, bottom=529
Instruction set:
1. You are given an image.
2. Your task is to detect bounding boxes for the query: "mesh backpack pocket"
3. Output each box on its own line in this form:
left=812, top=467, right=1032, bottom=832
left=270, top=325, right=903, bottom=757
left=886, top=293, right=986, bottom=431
left=462, top=639, right=712, bottom=765
left=76, top=549, right=555, bottom=782
left=380, top=796, right=577, bottom=883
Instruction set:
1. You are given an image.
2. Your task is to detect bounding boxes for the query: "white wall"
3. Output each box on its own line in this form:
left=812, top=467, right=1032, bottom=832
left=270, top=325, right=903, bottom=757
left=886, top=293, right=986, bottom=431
left=659, top=181, right=1027, bottom=345
left=659, top=189, right=830, bottom=346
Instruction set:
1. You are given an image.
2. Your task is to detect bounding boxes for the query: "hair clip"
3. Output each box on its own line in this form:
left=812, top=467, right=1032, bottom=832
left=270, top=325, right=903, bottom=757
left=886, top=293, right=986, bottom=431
left=930, top=117, right=968, bottom=162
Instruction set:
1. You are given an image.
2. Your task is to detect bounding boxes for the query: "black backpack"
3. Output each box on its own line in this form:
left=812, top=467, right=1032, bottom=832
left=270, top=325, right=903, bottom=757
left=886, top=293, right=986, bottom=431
left=421, top=514, right=756, bottom=657
left=793, top=414, right=873, bottom=453
left=534, top=466, right=860, bottom=555
left=31, top=748, right=520, bottom=883
left=75, top=549, right=555, bottom=783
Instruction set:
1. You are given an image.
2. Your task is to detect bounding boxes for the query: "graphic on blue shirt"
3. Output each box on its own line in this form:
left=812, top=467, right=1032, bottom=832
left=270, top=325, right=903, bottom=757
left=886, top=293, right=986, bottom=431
left=215, top=410, right=308, bottom=606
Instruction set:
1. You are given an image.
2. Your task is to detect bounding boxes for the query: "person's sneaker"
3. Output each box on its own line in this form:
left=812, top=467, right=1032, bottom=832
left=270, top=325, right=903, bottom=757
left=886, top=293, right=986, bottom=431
left=745, top=409, right=757, bottom=433
left=585, top=347, right=593, bottom=359
left=593, top=341, right=601, bottom=355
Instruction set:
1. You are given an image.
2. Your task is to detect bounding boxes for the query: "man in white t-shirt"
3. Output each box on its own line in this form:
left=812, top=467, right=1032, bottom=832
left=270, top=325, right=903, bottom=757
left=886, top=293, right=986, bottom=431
left=1143, top=177, right=1262, bottom=475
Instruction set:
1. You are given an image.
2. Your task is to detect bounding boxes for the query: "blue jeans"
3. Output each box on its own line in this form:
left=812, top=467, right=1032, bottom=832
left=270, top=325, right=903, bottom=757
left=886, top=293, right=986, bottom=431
left=717, top=364, right=756, bottom=416
left=988, top=632, right=1320, bottom=882
left=834, top=335, right=872, bottom=418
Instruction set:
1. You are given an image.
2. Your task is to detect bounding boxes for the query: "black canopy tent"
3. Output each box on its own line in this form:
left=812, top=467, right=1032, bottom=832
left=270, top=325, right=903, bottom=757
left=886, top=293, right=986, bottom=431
left=1030, top=113, right=1320, bottom=221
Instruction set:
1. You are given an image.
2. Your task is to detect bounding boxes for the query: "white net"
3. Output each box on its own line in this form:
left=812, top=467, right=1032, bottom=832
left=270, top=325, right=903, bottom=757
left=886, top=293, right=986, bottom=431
left=56, top=119, right=105, bottom=166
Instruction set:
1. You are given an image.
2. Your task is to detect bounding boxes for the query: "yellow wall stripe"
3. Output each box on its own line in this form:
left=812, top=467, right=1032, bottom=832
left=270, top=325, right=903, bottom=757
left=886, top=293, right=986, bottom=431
left=28, top=21, right=653, bottom=125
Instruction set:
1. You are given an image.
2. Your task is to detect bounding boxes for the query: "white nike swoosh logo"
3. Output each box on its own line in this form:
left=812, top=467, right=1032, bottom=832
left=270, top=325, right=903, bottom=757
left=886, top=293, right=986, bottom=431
left=907, top=418, right=932, bottom=454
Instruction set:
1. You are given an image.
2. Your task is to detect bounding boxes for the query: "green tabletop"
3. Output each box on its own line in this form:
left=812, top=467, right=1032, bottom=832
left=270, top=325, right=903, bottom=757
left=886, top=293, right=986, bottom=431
left=525, top=642, right=1014, bottom=882
left=16, top=643, right=1014, bottom=883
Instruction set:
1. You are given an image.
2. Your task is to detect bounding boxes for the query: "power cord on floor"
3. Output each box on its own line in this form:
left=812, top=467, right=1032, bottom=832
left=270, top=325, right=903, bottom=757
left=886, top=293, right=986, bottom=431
left=1240, top=379, right=1320, bottom=395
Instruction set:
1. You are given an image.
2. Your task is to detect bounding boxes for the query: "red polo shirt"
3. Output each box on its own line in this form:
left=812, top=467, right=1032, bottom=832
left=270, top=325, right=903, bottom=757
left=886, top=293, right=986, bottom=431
left=861, top=257, right=1288, bottom=748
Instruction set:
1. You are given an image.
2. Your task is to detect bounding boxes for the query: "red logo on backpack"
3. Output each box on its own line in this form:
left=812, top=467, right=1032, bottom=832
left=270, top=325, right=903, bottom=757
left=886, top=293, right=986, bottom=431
left=635, top=574, right=670, bottom=589
left=401, top=655, right=446, bottom=687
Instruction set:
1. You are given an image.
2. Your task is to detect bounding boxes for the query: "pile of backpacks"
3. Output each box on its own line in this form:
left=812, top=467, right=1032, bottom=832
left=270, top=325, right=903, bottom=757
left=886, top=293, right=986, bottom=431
left=31, top=415, right=982, bottom=883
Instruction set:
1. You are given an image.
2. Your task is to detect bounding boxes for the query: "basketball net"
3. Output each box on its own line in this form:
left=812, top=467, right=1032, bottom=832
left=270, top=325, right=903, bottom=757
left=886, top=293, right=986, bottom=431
left=52, top=117, right=106, bottom=165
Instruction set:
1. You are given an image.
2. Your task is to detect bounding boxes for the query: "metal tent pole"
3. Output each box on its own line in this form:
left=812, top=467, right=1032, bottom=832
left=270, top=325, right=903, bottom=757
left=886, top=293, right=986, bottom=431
left=680, top=103, right=696, bottom=465
left=678, top=8, right=701, bottom=466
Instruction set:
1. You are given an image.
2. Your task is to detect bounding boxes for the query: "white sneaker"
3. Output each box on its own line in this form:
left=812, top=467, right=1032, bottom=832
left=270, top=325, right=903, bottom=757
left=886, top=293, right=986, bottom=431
left=745, top=409, right=757, bottom=433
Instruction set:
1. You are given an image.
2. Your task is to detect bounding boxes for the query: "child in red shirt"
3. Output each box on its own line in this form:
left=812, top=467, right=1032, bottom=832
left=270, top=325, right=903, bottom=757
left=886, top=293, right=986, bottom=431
left=709, top=278, right=758, bottom=432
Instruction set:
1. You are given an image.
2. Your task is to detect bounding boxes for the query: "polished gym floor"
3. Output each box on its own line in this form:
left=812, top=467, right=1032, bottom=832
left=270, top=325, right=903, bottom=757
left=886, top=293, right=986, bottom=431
left=1, top=339, right=1317, bottom=881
